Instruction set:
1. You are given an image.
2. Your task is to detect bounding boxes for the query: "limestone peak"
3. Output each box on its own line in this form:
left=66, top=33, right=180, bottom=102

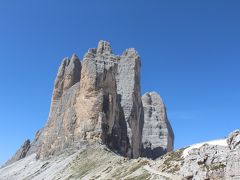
left=4, top=41, right=174, bottom=165
left=97, top=40, right=112, bottom=54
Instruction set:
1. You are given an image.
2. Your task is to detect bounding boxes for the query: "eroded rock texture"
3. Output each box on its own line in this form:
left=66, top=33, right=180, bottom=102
left=52, top=54, right=81, bottom=101
left=36, top=54, right=82, bottom=158
left=117, top=48, right=144, bottom=158
left=5, top=41, right=174, bottom=165
left=21, top=41, right=145, bottom=159
left=141, top=92, right=174, bottom=159
left=180, top=130, right=240, bottom=180
left=74, top=41, right=131, bottom=157
left=2, top=130, right=240, bottom=180
left=4, top=139, right=31, bottom=166
left=227, top=129, right=240, bottom=150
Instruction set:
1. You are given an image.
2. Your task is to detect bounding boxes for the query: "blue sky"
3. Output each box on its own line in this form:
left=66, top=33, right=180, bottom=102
left=0, top=0, right=239, bottom=165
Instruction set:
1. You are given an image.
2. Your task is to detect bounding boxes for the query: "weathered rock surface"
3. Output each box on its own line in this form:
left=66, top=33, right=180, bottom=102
left=180, top=130, right=240, bottom=180
left=32, top=54, right=82, bottom=159
left=1, top=130, right=239, bottom=180
left=3, top=41, right=174, bottom=168
left=141, top=92, right=174, bottom=159
left=51, top=54, right=81, bottom=101
left=181, top=144, right=229, bottom=179
left=4, top=139, right=31, bottom=166
left=0, top=39, right=239, bottom=178
left=37, top=82, right=81, bottom=158
left=151, top=130, right=240, bottom=180
left=26, top=129, right=43, bottom=156
left=74, top=40, right=131, bottom=157
left=116, top=48, right=144, bottom=158
left=227, top=129, right=240, bottom=150
left=0, top=143, right=177, bottom=180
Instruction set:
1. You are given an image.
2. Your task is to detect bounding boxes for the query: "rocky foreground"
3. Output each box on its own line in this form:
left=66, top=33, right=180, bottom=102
left=0, top=130, right=239, bottom=179
left=1, top=41, right=239, bottom=179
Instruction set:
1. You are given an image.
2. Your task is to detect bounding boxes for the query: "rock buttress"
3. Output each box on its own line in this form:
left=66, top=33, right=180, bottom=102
left=117, top=48, right=144, bottom=158
left=36, top=54, right=82, bottom=158
left=141, top=92, right=174, bottom=159
left=74, top=41, right=131, bottom=156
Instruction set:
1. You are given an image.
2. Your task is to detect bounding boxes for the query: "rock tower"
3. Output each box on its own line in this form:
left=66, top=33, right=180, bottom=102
left=5, top=41, right=174, bottom=166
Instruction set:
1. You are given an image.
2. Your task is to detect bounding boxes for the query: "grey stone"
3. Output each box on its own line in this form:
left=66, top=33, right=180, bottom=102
left=141, top=92, right=174, bottom=159
left=4, top=40, right=174, bottom=165
left=74, top=42, right=130, bottom=157
left=179, top=130, right=240, bottom=179
left=227, top=129, right=240, bottom=150
left=52, top=54, right=81, bottom=101
left=181, top=144, right=229, bottom=180
left=26, top=129, right=43, bottom=156
left=32, top=41, right=145, bottom=159
left=4, top=139, right=31, bottom=166
left=117, top=48, right=144, bottom=158
left=33, top=53, right=82, bottom=159
left=36, top=83, right=80, bottom=159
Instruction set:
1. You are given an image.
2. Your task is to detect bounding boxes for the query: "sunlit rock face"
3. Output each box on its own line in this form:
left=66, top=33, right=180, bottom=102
left=5, top=41, right=174, bottom=165
left=27, top=41, right=146, bottom=159
left=179, top=130, right=240, bottom=180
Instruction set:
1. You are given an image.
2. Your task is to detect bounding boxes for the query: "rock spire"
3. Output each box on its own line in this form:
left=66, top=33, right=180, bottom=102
left=5, top=41, right=174, bottom=166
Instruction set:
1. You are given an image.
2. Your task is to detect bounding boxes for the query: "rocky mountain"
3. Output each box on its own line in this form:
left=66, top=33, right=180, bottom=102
left=1, top=41, right=239, bottom=180
left=3, top=41, right=174, bottom=167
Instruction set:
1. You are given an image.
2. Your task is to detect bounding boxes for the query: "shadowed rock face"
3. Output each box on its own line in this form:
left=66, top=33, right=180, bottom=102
left=141, top=92, right=174, bottom=159
left=52, top=54, right=81, bottom=101
left=74, top=41, right=131, bottom=157
left=25, top=40, right=146, bottom=159
left=117, top=48, right=144, bottom=158
left=4, top=41, right=174, bottom=165
left=4, top=139, right=31, bottom=166
left=32, top=54, right=82, bottom=159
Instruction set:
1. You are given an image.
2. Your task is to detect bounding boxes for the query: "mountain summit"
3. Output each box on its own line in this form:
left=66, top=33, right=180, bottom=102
left=4, top=41, right=174, bottom=166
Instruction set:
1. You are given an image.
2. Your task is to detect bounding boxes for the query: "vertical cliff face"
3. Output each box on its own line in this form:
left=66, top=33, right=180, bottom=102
left=36, top=54, right=82, bottom=158
left=117, top=48, right=144, bottom=158
left=31, top=40, right=145, bottom=159
left=51, top=54, right=81, bottom=101
left=74, top=41, right=131, bottom=156
left=141, top=92, right=174, bottom=159
left=5, top=41, right=174, bottom=164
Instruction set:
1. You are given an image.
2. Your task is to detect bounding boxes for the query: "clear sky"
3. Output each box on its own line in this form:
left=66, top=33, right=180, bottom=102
left=0, top=0, right=239, bottom=165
